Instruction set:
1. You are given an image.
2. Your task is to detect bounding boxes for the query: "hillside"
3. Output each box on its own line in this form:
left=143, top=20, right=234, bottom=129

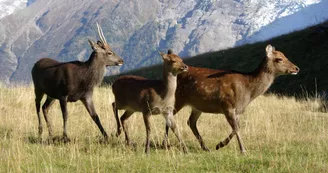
left=105, top=21, right=328, bottom=96
left=0, top=0, right=327, bottom=85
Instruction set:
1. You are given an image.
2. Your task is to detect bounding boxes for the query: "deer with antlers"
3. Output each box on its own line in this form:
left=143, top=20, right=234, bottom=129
left=112, top=50, right=188, bottom=153
left=31, top=23, right=123, bottom=142
left=163, top=45, right=299, bottom=153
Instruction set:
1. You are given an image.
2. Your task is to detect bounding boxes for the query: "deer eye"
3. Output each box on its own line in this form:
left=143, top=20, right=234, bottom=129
left=107, top=52, right=113, bottom=55
left=275, top=58, right=283, bottom=63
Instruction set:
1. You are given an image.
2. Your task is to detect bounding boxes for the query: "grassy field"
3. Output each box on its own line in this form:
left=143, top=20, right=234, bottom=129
left=0, top=86, right=327, bottom=172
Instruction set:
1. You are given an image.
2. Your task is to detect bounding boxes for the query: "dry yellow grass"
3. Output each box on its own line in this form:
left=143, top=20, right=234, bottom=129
left=0, top=86, right=327, bottom=172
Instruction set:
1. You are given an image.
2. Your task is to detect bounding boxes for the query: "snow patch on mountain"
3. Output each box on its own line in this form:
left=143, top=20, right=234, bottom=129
left=0, top=0, right=28, bottom=19
left=152, top=0, right=323, bottom=57
left=238, top=0, right=328, bottom=45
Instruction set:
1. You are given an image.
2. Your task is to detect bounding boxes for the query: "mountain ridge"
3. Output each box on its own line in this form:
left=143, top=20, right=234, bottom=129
left=105, top=21, right=328, bottom=96
left=0, top=0, right=326, bottom=85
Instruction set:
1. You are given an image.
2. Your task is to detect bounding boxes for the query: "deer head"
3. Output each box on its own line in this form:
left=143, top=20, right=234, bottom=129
left=265, top=45, right=299, bottom=76
left=88, top=23, right=124, bottom=66
left=160, top=50, right=188, bottom=76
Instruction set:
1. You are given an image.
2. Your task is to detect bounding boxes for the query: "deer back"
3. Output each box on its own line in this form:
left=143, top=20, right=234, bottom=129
left=175, top=45, right=299, bottom=114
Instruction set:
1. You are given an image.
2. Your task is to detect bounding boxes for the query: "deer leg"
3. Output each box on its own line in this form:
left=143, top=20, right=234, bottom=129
left=235, top=115, right=246, bottom=153
left=34, top=90, right=44, bottom=138
left=163, top=109, right=188, bottom=153
left=187, top=109, right=209, bottom=151
left=120, top=110, right=134, bottom=145
left=42, top=97, right=55, bottom=138
left=216, top=109, right=246, bottom=153
left=162, top=124, right=170, bottom=150
left=59, top=96, right=70, bottom=142
left=216, top=131, right=235, bottom=150
left=112, top=102, right=122, bottom=137
left=162, top=103, right=183, bottom=149
left=216, top=108, right=236, bottom=150
left=81, top=97, right=108, bottom=140
left=143, top=111, right=152, bottom=154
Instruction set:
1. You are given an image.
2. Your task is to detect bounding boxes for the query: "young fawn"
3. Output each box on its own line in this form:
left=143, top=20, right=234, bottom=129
left=112, top=50, right=188, bottom=153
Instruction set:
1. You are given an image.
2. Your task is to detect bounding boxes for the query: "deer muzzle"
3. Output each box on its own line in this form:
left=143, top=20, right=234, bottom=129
left=116, top=59, right=124, bottom=66
left=181, top=65, right=188, bottom=72
left=290, top=66, right=300, bottom=75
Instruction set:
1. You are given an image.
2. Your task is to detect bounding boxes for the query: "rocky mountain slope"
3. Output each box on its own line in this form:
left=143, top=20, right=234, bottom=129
left=107, top=21, right=328, bottom=96
left=0, top=0, right=327, bottom=85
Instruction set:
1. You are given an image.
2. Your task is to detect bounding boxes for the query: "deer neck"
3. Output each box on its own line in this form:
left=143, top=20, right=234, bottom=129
left=162, top=66, right=177, bottom=108
left=85, top=52, right=106, bottom=87
left=248, top=57, right=275, bottom=99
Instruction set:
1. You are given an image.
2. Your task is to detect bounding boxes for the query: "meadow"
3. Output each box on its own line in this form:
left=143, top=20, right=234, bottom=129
left=0, top=86, right=327, bottom=172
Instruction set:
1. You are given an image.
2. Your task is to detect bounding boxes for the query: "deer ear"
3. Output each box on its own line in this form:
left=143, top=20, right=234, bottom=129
left=159, top=52, right=169, bottom=60
left=266, top=44, right=275, bottom=58
left=97, top=40, right=105, bottom=48
left=88, top=39, right=100, bottom=51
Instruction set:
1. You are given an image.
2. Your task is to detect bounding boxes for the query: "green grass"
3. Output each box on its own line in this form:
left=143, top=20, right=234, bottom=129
left=0, top=86, right=328, bottom=172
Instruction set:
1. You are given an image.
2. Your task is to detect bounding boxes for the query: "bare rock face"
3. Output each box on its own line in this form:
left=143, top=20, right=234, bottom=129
left=0, top=0, right=327, bottom=85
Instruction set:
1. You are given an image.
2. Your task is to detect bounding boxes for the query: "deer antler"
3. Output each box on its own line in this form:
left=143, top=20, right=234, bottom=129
left=96, top=22, right=107, bottom=44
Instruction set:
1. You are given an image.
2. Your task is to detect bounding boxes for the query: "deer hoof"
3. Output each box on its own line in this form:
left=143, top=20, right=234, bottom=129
left=62, top=136, right=71, bottom=143
left=162, top=140, right=170, bottom=150
left=104, top=135, right=109, bottom=141
left=183, top=147, right=189, bottom=154
left=116, top=128, right=122, bottom=137
left=216, top=142, right=225, bottom=150
left=202, top=147, right=210, bottom=152
left=240, top=150, right=247, bottom=155
left=145, top=148, right=150, bottom=154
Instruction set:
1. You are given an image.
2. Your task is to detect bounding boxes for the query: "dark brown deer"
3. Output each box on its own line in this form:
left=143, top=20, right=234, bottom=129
left=31, top=23, right=124, bottom=142
left=112, top=50, right=188, bottom=153
left=163, top=45, right=299, bottom=153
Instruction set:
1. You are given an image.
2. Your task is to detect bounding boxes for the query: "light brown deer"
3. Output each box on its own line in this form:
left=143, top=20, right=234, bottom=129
left=31, top=23, right=123, bottom=142
left=112, top=50, right=188, bottom=153
left=163, top=45, right=299, bottom=153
